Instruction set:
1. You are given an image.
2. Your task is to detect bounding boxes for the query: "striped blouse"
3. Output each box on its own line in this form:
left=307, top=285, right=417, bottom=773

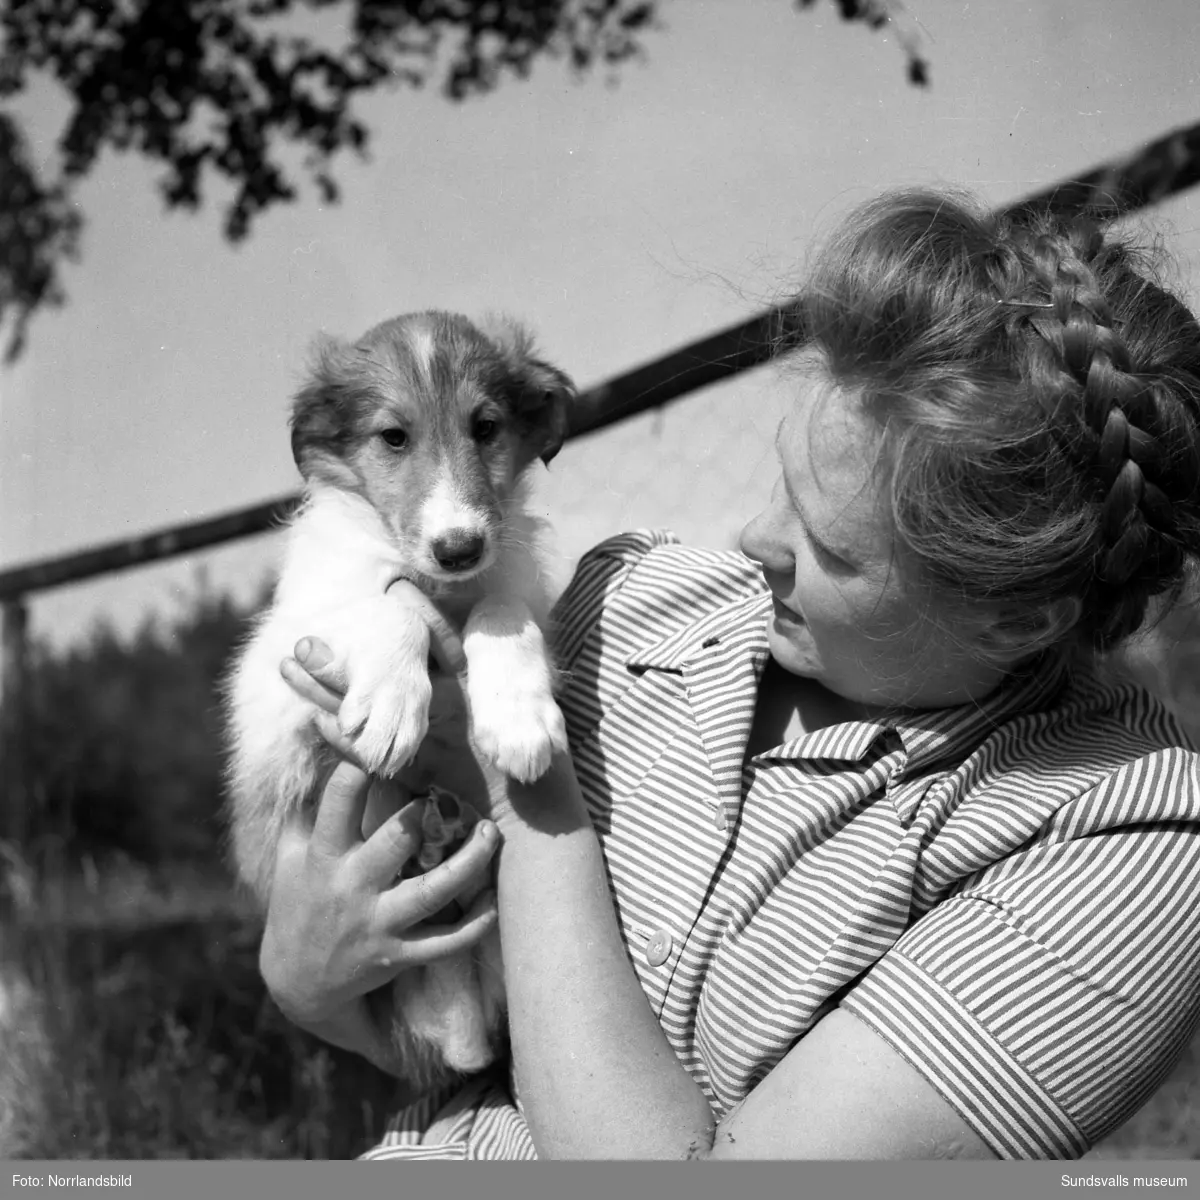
left=361, top=530, right=1200, bottom=1161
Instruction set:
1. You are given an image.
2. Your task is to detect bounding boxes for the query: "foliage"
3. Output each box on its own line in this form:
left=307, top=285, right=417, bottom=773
left=0, top=0, right=925, bottom=360
left=0, top=584, right=410, bottom=1159
left=7, top=583, right=262, bottom=866
left=0, top=111, right=81, bottom=362
left=2, top=899, right=405, bottom=1158
left=796, top=0, right=927, bottom=84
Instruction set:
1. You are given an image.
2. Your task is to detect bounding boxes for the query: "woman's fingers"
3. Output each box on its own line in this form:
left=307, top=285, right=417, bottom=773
left=308, top=760, right=375, bottom=858
left=376, top=818, right=499, bottom=929
left=385, top=579, right=467, bottom=675
left=279, top=636, right=347, bottom=714
left=386, top=886, right=499, bottom=966
left=295, top=637, right=347, bottom=689
left=354, top=799, right=426, bottom=887
left=280, top=654, right=344, bottom=715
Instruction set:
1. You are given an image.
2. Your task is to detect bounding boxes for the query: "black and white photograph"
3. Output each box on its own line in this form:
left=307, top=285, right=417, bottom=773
left=1, top=0, right=1198, bottom=1184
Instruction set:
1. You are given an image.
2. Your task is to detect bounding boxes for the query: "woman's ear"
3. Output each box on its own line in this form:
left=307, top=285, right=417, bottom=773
left=976, top=597, right=1084, bottom=664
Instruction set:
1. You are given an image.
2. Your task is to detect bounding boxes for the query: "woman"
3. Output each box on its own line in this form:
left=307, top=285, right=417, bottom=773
left=259, top=188, right=1200, bottom=1159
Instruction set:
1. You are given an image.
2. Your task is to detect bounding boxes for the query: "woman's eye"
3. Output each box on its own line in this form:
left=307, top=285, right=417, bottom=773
left=473, top=418, right=499, bottom=443
left=811, top=538, right=854, bottom=574
left=379, top=428, right=408, bottom=449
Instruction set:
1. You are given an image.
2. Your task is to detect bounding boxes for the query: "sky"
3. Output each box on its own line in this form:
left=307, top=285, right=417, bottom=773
left=2, top=0, right=1200, bottom=649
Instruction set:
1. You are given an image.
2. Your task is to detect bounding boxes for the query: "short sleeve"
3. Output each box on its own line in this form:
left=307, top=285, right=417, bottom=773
left=548, top=530, right=679, bottom=672
left=841, top=777, right=1200, bottom=1159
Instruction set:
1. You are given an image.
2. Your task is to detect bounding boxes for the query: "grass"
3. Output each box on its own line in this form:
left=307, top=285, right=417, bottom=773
left=0, top=857, right=406, bottom=1159
left=0, top=854, right=1196, bottom=1160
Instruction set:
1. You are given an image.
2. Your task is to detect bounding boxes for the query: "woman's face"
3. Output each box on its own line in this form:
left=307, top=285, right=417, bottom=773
left=739, top=370, right=1005, bottom=712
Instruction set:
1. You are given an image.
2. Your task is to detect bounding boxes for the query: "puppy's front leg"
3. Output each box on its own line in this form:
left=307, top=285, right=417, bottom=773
left=463, top=596, right=567, bottom=784
left=327, top=593, right=434, bottom=778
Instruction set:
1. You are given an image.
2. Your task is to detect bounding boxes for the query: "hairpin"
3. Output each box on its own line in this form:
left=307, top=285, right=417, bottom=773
left=998, top=299, right=1055, bottom=308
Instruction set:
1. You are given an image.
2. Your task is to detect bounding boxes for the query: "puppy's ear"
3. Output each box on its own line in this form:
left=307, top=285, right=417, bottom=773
left=516, top=357, right=574, bottom=466
left=289, top=334, right=361, bottom=487
left=479, top=315, right=575, bottom=466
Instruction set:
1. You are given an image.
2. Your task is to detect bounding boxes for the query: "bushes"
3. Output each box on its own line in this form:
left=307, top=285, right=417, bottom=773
left=1, top=894, right=406, bottom=1159
left=7, top=585, right=262, bottom=867
left=0, top=584, right=415, bottom=1158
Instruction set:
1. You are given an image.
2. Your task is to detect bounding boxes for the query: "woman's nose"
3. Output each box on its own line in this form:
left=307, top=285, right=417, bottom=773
left=739, top=508, right=789, bottom=574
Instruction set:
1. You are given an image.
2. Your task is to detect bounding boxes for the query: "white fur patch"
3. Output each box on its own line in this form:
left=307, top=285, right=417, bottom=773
left=463, top=595, right=567, bottom=782
left=408, top=325, right=436, bottom=385
left=419, top=476, right=490, bottom=547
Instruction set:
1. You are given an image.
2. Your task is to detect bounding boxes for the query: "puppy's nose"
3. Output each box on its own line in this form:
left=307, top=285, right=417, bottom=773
left=432, top=531, right=486, bottom=573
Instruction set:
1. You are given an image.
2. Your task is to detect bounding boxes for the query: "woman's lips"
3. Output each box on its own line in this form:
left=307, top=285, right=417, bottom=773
left=771, top=596, right=804, bottom=625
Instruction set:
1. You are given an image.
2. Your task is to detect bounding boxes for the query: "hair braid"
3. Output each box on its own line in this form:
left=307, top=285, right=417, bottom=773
left=795, top=187, right=1200, bottom=661
left=1002, top=222, right=1196, bottom=645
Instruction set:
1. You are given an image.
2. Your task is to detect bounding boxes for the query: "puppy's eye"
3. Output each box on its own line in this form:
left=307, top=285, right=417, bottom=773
left=473, top=418, right=499, bottom=443
left=379, top=428, right=408, bottom=450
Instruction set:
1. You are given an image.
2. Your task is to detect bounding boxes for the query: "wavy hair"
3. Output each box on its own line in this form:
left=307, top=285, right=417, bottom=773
left=782, top=188, right=1200, bottom=658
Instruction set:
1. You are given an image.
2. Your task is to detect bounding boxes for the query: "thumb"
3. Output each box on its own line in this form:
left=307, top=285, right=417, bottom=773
left=310, top=760, right=373, bottom=856
left=294, top=636, right=348, bottom=695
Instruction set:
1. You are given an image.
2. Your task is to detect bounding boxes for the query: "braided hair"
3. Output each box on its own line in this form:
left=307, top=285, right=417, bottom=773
left=786, top=188, right=1200, bottom=659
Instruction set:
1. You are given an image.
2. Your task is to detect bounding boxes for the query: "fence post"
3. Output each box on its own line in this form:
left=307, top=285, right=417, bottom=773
left=0, top=595, right=30, bottom=847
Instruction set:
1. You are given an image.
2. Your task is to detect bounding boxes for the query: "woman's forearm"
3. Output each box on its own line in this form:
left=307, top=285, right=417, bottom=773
left=494, top=765, right=717, bottom=1159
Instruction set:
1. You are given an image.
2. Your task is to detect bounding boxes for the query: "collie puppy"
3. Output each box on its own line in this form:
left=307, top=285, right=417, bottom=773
left=225, top=311, right=572, bottom=1091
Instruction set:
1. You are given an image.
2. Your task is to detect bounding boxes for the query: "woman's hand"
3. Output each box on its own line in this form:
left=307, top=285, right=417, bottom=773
left=260, top=582, right=503, bottom=1071
left=259, top=761, right=499, bottom=1075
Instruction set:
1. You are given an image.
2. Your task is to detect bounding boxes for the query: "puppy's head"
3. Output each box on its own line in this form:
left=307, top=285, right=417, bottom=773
left=290, top=311, right=574, bottom=582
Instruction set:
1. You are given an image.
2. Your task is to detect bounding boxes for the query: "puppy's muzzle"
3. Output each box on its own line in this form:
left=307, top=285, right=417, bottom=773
left=431, top=530, right=486, bottom=574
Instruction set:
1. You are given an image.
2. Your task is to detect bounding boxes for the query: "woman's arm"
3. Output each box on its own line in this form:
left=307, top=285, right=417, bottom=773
left=493, top=762, right=718, bottom=1157
left=490, top=758, right=995, bottom=1160
left=281, top=635, right=995, bottom=1158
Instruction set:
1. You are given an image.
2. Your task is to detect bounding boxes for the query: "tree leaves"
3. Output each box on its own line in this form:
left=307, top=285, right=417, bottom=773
left=795, top=0, right=929, bottom=85
left=0, top=112, right=81, bottom=363
left=0, top=0, right=921, bottom=360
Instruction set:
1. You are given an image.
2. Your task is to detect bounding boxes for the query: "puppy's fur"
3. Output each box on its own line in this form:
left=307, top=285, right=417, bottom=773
left=224, top=311, right=572, bottom=1091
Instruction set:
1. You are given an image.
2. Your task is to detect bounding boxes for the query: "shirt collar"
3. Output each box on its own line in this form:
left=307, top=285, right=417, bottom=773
left=862, top=655, right=1070, bottom=779
left=625, top=591, right=1071, bottom=780
left=625, top=591, right=770, bottom=674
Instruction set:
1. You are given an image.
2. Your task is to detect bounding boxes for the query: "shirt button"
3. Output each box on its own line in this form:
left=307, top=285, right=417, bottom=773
left=645, top=929, right=673, bottom=968
left=713, top=806, right=726, bottom=830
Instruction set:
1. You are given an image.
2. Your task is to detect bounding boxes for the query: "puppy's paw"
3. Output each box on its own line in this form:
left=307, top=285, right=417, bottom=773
left=339, top=662, right=432, bottom=778
left=415, top=787, right=472, bottom=872
left=462, top=597, right=565, bottom=783
left=473, top=691, right=568, bottom=784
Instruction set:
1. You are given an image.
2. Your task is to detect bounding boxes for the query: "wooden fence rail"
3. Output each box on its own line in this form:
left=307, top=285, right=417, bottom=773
left=0, top=309, right=785, bottom=602
left=3, top=119, right=1200, bottom=817
left=4, top=115, right=1200, bottom=609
